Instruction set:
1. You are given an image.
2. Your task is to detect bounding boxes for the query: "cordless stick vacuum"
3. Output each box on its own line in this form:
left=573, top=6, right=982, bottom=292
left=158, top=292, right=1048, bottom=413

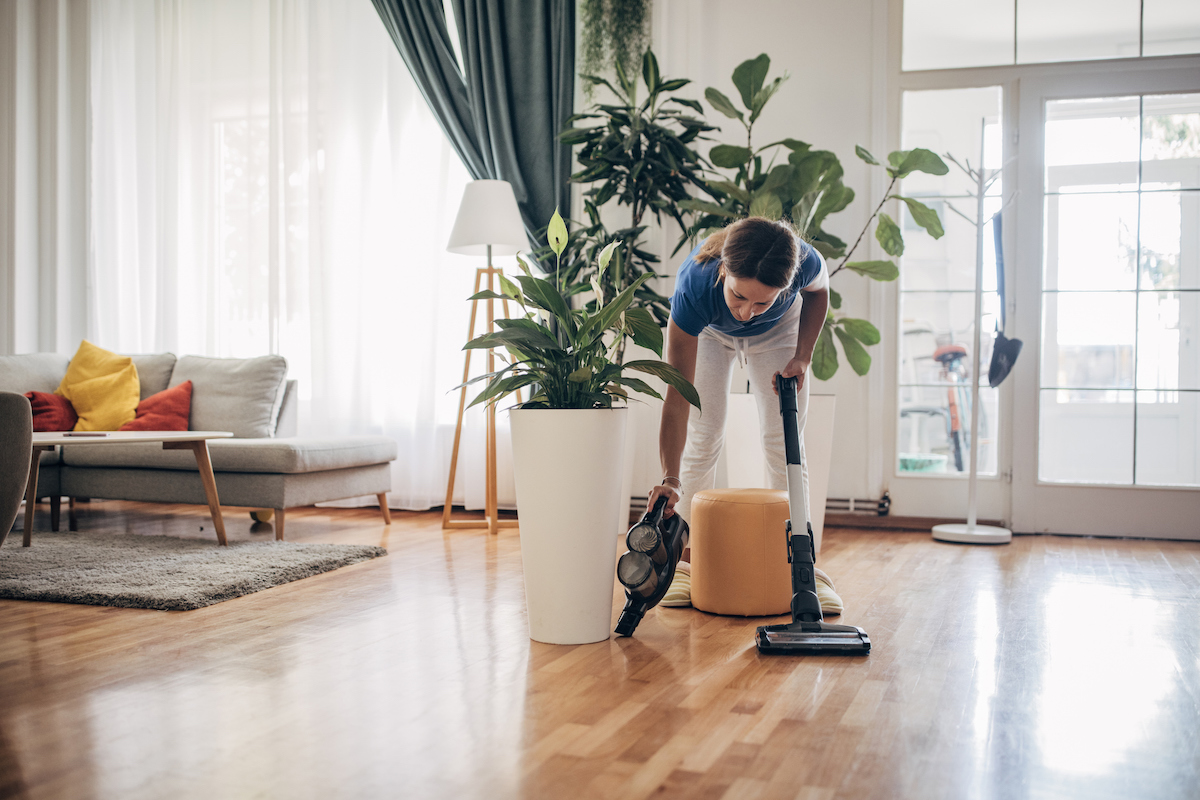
left=756, top=375, right=871, bottom=656
left=614, top=495, right=689, bottom=637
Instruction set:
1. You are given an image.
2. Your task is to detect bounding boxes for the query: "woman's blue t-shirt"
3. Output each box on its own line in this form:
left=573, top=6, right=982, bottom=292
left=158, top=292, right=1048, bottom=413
left=669, top=238, right=825, bottom=337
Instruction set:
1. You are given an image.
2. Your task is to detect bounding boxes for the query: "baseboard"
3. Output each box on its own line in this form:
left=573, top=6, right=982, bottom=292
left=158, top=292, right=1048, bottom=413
left=825, top=513, right=1006, bottom=531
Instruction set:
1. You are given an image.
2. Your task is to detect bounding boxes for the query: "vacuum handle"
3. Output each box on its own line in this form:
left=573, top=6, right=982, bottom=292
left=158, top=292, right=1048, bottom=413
left=776, top=374, right=802, bottom=467
left=642, top=493, right=668, bottom=527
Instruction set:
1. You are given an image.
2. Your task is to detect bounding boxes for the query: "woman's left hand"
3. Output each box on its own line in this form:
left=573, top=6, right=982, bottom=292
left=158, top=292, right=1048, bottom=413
left=772, top=357, right=811, bottom=394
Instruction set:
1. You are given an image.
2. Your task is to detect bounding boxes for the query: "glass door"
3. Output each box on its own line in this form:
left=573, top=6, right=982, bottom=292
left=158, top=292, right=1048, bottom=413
left=1013, top=69, right=1200, bottom=538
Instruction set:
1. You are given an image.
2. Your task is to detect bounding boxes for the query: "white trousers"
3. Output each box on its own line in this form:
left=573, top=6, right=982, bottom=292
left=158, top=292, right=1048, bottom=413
left=677, top=298, right=810, bottom=525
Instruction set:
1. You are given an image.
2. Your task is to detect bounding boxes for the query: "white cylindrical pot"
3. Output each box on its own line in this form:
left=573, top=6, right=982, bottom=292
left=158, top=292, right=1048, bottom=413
left=510, top=407, right=627, bottom=645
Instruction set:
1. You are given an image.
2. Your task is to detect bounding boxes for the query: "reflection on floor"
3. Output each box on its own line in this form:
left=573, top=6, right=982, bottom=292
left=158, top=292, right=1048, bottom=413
left=1, top=500, right=1198, bottom=799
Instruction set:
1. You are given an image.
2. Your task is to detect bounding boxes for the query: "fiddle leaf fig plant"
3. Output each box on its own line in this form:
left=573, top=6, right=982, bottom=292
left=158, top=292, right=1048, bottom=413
left=689, top=54, right=950, bottom=381
left=461, top=210, right=701, bottom=411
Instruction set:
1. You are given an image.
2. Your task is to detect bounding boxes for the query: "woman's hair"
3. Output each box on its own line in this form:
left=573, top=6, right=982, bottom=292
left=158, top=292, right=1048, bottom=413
left=695, top=217, right=800, bottom=290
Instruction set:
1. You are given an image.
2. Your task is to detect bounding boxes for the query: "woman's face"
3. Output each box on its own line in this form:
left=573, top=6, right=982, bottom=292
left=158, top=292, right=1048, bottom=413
left=723, top=274, right=783, bottom=323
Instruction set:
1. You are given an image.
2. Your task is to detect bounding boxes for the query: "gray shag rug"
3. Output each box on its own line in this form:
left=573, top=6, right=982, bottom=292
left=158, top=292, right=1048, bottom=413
left=0, top=531, right=387, bottom=610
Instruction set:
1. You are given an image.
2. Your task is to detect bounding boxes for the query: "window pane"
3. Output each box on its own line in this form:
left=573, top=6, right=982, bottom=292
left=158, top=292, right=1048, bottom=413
left=901, top=291, right=1000, bottom=386
left=1018, top=0, right=1140, bottom=64
left=901, top=202, right=1004, bottom=292
left=1043, top=193, right=1138, bottom=291
left=902, top=88, right=1003, bottom=196
left=1040, top=389, right=1134, bottom=484
left=1142, top=93, right=1200, bottom=192
left=1143, top=0, right=1200, bottom=56
left=1138, top=291, right=1200, bottom=390
left=899, top=385, right=998, bottom=476
left=902, top=0, right=1014, bottom=71
left=1141, top=192, right=1200, bottom=290
left=1041, top=292, right=1136, bottom=390
left=1045, top=97, right=1140, bottom=173
left=1136, top=391, right=1200, bottom=486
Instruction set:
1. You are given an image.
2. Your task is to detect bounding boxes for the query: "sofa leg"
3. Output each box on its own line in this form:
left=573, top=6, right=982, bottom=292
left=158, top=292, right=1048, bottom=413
left=68, top=497, right=78, bottom=531
left=275, top=508, right=285, bottom=541
left=50, top=496, right=60, bottom=532
left=377, top=493, right=392, bottom=525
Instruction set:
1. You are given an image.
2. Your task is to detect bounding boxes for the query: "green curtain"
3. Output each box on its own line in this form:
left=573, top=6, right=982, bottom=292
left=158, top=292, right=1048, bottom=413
left=369, top=0, right=574, bottom=254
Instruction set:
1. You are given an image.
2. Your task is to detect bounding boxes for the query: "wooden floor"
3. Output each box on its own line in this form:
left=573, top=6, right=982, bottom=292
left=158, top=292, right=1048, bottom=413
left=1, top=500, right=1198, bottom=800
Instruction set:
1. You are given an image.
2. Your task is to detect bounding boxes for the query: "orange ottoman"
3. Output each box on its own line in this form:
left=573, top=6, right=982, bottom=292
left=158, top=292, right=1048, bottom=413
left=690, top=488, right=792, bottom=616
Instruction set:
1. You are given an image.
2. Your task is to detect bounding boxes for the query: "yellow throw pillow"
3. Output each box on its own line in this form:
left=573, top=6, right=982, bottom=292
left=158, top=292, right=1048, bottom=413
left=62, top=363, right=141, bottom=431
left=56, top=340, right=136, bottom=397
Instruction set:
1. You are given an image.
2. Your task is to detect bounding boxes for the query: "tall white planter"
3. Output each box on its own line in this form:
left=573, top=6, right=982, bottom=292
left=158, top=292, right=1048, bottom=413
left=509, top=407, right=628, bottom=645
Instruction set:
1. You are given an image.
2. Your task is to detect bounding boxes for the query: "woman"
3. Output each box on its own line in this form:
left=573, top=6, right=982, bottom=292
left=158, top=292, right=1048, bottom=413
left=647, top=216, right=841, bottom=613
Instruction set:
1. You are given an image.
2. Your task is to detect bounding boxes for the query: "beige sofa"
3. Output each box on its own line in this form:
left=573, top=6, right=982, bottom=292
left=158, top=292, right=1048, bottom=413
left=1, top=352, right=397, bottom=539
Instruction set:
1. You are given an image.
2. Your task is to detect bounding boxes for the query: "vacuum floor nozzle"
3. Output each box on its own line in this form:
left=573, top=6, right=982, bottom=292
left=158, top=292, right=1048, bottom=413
left=755, top=622, right=871, bottom=655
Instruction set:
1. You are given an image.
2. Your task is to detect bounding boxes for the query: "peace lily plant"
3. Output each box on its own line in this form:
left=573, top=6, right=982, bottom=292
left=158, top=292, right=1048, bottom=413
left=462, top=210, right=701, bottom=412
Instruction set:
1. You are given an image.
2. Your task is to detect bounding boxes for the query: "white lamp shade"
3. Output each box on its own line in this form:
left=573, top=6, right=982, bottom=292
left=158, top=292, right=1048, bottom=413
left=447, top=179, right=529, bottom=256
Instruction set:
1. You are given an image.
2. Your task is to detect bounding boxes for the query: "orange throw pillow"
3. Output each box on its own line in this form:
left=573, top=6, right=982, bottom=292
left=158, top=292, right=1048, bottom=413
left=25, top=391, right=78, bottom=432
left=120, top=381, right=192, bottom=431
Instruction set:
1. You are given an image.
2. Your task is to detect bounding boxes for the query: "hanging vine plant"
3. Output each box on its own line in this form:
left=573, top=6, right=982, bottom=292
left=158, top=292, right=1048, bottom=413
left=579, top=0, right=651, bottom=102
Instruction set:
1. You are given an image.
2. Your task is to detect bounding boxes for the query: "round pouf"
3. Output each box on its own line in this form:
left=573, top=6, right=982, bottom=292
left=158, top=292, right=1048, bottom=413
left=690, top=488, right=793, bottom=616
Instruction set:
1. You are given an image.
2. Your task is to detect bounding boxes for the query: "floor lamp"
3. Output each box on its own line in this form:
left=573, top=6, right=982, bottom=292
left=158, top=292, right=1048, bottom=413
left=444, top=180, right=528, bottom=534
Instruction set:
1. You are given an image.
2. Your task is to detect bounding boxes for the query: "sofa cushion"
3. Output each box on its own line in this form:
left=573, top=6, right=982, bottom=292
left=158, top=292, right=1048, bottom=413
left=0, top=353, right=71, bottom=394
left=25, top=391, right=78, bottom=431
left=60, top=436, right=397, bottom=474
left=130, top=353, right=177, bottom=399
left=56, top=340, right=138, bottom=397
left=61, top=363, right=141, bottom=431
left=169, top=355, right=287, bottom=438
left=120, top=381, right=192, bottom=431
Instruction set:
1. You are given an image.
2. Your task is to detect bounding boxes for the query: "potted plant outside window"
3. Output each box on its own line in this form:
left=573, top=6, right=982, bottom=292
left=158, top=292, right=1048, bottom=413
left=463, top=211, right=700, bottom=645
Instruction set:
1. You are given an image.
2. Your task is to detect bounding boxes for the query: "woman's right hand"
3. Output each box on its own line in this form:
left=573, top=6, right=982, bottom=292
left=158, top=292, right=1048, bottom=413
left=647, top=483, right=681, bottom=518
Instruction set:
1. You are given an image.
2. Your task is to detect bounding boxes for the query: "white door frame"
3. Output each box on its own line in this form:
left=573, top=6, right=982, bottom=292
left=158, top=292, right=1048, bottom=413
left=1011, top=65, right=1200, bottom=539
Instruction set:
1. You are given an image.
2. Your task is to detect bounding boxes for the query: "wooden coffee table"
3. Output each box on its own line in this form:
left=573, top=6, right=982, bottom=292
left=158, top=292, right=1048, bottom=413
left=22, top=431, right=235, bottom=547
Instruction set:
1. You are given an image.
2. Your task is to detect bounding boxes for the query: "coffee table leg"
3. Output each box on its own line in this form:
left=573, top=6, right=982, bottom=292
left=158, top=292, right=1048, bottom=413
left=164, top=440, right=228, bottom=546
left=23, top=446, right=50, bottom=547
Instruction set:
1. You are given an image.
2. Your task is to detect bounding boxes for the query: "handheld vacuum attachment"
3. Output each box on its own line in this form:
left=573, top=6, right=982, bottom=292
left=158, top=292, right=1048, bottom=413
left=755, top=375, right=871, bottom=656
left=614, top=495, right=689, bottom=637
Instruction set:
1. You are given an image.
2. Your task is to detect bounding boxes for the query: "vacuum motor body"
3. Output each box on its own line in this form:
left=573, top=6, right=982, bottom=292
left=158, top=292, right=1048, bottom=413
left=614, top=496, right=689, bottom=637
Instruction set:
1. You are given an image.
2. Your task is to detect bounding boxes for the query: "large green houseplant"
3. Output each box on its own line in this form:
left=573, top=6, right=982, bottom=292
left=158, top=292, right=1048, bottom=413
left=685, top=54, right=949, bottom=380
left=460, top=210, right=699, bottom=646
left=554, top=51, right=714, bottom=328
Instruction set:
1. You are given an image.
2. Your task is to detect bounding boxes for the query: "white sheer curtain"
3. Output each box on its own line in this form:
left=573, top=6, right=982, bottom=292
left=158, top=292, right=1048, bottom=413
left=88, top=0, right=512, bottom=511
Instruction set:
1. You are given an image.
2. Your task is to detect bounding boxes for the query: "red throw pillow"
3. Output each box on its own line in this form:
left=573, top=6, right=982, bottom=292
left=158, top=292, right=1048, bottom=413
left=119, top=381, right=192, bottom=431
left=25, top=391, right=79, bottom=432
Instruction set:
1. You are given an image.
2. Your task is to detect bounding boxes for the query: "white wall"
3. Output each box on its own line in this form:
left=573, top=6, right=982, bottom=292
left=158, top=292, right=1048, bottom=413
left=620, top=0, right=890, bottom=502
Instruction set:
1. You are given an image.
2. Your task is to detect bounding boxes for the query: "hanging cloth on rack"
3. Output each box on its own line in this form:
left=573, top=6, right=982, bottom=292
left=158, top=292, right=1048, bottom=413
left=988, top=211, right=1023, bottom=388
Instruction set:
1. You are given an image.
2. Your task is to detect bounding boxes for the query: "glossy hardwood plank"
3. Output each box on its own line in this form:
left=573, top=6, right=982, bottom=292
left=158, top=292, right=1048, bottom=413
left=1, top=500, right=1198, bottom=800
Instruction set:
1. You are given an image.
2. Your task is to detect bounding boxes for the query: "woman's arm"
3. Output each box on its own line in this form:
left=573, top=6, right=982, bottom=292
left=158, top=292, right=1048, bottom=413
left=648, top=319, right=698, bottom=517
left=777, top=286, right=829, bottom=391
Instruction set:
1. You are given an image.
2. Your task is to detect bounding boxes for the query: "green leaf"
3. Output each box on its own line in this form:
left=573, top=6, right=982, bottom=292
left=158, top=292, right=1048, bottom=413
left=577, top=272, right=655, bottom=342
left=895, top=196, right=945, bottom=239
left=658, top=78, right=690, bottom=92
left=875, top=213, right=904, bottom=257
left=749, top=75, right=787, bottom=124
left=514, top=254, right=533, bottom=277
left=568, top=366, right=592, bottom=383
left=705, top=87, right=744, bottom=122
left=667, top=96, right=703, bottom=113
left=730, top=53, right=770, bottom=110
left=812, top=325, right=838, bottom=381
left=829, top=288, right=842, bottom=309
left=611, top=376, right=662, bottom=401
left=749, top=192, right=783, bottom=220
left=855, top=145, right=880, bottom=165
left=839, top=318, right=881, bottom=346
left=624, top=306, right=663, bottom=356
left=498, top=273, right=523, bottom=304
left=624, top=360, right=701, bottom=409
left=467, top=373, right=540, bottom=409
left=464, top=327, right=561, bottom=353
left=811, top=183, right=855, bottom=231
left=559, top=127, right=595, bottom=145
left=835, top=327, right=872, bottom=376
left=710, top=144, right=752, bottom=169
left=514, top=274, right=572, bottom=329
left=887, top=148, right=949, bottom=179
left=547, top=208, right=568, bottom=257
left=467, top=289, right=509, bottom=302
left=844, top=260, right=900, bottom=281
left=709, top=180, right=750, bottom=205
left=642, top=50, right=660, bottom=93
